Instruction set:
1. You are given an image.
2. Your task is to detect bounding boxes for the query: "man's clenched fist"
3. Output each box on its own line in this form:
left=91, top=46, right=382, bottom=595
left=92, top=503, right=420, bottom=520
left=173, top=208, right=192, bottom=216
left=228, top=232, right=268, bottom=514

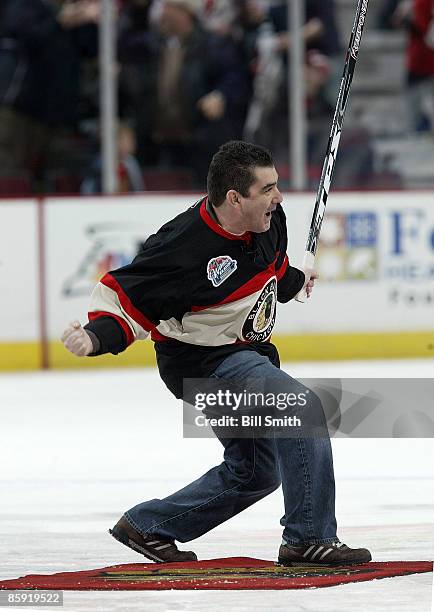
left=303, top=267, right=318, bottom=299
left=61, top=321, right=93, bottom=356
left=295, top=267, right=318, bottom=302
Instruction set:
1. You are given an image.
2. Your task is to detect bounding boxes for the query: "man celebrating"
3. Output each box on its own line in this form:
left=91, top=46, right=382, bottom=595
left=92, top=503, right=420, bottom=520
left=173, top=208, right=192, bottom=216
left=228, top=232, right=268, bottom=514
left=62, top=141, right=371, bottom=566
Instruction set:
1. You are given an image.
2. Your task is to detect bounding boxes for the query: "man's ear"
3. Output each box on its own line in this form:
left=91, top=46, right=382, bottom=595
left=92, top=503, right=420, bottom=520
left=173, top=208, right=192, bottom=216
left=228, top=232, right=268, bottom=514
left=226, top=190, right=241, bottom=206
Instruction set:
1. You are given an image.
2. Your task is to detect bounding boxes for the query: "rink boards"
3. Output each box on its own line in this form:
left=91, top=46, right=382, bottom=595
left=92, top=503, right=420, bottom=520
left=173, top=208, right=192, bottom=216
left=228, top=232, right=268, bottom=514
left=1, top=192, right=433, bottom=370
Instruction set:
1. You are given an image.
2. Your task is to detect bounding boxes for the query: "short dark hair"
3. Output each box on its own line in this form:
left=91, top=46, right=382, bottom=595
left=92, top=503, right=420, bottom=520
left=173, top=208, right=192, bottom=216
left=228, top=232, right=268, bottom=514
left=207, top=141, right=274, bottom=207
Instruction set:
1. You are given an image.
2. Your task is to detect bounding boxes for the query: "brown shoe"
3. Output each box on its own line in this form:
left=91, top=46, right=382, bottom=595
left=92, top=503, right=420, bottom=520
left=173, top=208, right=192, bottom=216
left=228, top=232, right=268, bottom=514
left=278, top=540, right=371, bottom=566
left=109, top=516, right=197, bottom=563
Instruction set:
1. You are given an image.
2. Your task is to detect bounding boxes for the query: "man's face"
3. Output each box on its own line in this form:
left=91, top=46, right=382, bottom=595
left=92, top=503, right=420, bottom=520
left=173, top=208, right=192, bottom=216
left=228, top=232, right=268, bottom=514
left=238, top=166, right=282, bottom=233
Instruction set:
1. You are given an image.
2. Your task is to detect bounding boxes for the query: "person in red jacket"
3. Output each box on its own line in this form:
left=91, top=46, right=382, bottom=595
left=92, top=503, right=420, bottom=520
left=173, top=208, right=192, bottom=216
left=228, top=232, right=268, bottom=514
left=407, top=0, right=434, bottom=131
left=391, top=0, right=434, bottom=131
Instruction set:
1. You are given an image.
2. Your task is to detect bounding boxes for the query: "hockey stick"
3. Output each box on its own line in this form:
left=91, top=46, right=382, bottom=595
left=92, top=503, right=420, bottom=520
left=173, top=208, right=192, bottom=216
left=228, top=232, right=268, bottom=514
left=296, top=0, right=369, bottom=302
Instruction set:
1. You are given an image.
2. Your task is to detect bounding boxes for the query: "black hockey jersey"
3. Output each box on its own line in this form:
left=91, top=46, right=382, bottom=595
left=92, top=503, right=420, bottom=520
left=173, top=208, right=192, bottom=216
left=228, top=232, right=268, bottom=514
left=84, top=196, right=305, bottom=397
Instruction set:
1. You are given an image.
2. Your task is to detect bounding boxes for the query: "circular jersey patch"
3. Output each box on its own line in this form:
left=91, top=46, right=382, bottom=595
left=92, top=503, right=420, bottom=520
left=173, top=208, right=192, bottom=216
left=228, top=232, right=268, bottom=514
left=242, top=278, right=277, bottom=342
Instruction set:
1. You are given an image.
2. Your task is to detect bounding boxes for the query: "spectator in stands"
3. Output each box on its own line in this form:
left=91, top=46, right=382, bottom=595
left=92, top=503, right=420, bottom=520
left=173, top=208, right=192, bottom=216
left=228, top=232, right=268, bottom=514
left=379, top=0, right=434, bottom=133
left=269, top=0, right=342, bottom=107
left=377, top=0, right=405, bottom=29
left=81, top=121, right=145, bottom=194
left=242, top=0, right=378, bottom=188
left=268, top=0, right=341, bottom=58
left=239, top=0, right=269, bottom=62
left=0, top=0, right=99, bottom=193
left=117, top=0, right=156, bottom=165
left=243, top=0, right=340, bottom=162
left=396, top=0, right=434, bottom=133
left=201, top=0, right=242, bottom=38
left=241, top=3, right=284, bottom=146
left=304, top=47, right=376, bottom=189
left=118, top=0, right=250, bottom=188
left=404, top=0, right=434, bottom=132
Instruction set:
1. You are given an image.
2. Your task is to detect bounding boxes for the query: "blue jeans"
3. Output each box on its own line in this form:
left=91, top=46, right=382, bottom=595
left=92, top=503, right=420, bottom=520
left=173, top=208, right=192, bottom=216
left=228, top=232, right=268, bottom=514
left=125, top=350, right=338, bottom=545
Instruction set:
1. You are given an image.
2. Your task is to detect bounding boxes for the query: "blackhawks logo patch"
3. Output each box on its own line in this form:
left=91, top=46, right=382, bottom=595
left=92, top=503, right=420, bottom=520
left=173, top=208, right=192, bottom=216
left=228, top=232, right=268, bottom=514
left=242, top=277, right=277, bottom=342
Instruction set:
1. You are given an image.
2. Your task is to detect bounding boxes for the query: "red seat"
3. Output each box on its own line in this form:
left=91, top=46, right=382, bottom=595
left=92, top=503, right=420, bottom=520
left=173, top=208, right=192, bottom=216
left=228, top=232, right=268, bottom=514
left=47, top=174, right=81, bottom=194
left=142, top=168, right=194, bottom=191
left=0, top=175, right=32, bottom=196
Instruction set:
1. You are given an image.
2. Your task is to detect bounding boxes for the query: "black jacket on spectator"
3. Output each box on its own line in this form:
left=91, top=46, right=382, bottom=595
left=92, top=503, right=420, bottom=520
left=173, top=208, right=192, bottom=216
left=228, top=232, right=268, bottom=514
left=118, top=22, right=250, bottom=173
left=269, top=0, right=341, bottom=56
left=0, top=0, right=97, bottom=127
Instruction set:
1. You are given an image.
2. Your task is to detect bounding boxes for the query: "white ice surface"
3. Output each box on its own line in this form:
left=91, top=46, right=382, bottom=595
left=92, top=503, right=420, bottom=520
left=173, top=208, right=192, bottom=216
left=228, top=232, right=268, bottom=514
left=0, top=359, right=433, bottom=611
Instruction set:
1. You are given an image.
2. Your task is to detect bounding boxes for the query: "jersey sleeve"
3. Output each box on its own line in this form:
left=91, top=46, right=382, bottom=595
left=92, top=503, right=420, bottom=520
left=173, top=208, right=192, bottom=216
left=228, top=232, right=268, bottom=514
left=84, top=233, right=185, bottom=355
left=275, top=255, right=305, bottom=303
left=273, top=204, right=305, bottom=303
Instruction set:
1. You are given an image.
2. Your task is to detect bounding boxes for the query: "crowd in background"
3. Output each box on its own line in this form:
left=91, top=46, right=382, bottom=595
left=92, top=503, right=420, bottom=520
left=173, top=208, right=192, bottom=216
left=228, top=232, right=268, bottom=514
left=0, top=0, right=433, bottom=194
left=379, top=0, right=434, bottom=132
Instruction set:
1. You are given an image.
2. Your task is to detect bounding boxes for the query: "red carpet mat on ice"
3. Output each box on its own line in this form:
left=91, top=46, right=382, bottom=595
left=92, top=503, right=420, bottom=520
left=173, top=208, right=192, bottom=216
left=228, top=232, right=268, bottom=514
left=0, top=558, right=432, bottom=591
